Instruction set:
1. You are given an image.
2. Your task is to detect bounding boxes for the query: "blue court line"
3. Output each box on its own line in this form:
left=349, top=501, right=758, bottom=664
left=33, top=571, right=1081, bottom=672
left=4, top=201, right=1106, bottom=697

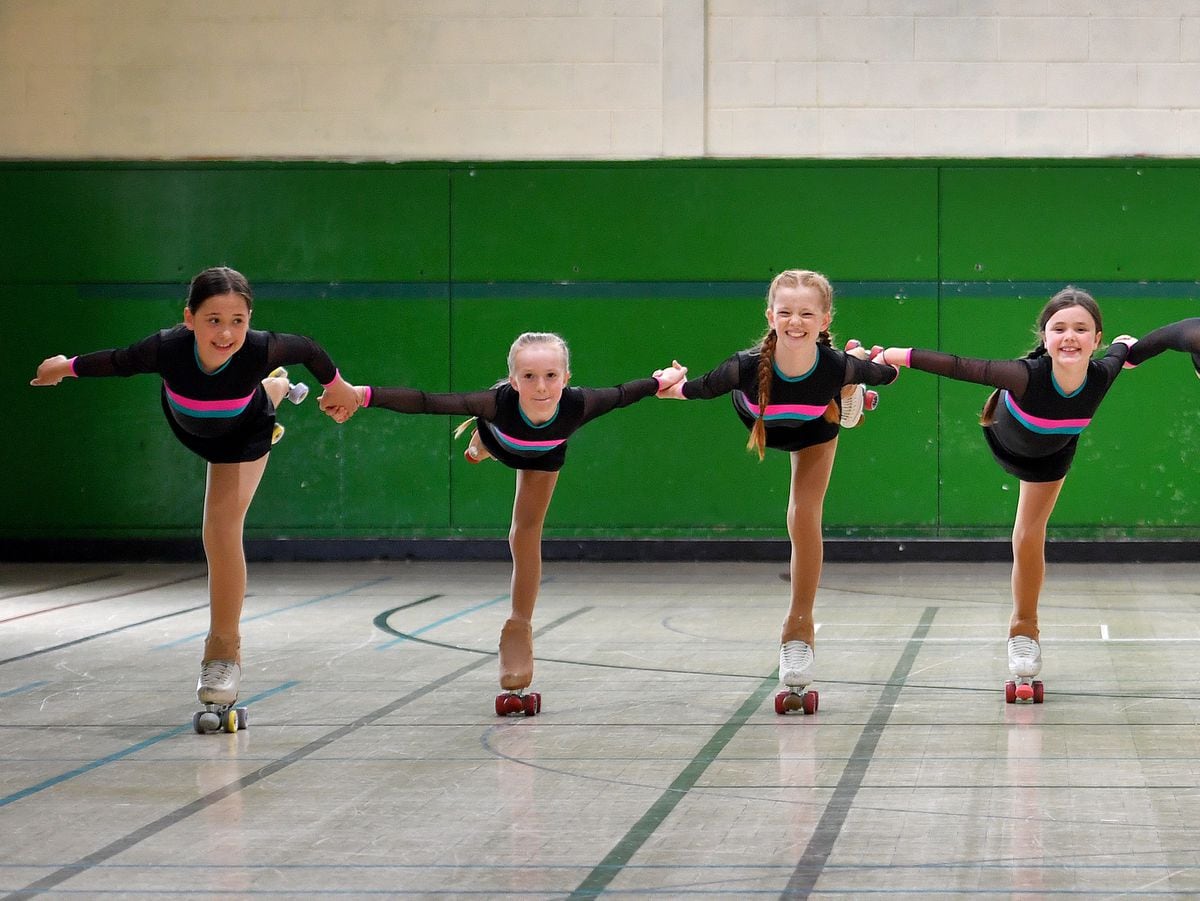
left=154, top=577, right=393, bottom=650
left=0, top=681, right=297, bottom=809
left=0, top=681, right=49, bottom=698
left=375, top=594, right=508, bottom=650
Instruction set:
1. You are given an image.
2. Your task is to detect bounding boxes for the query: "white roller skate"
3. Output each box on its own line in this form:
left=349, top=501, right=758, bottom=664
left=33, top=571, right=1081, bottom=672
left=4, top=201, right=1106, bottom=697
left=1005, top=635, right=1044, bottom=704
left=775, top=640, right=818, bottom=715
left=839, top=384, right=879, bottom=429
left=194, top=660, right=247, bottom=733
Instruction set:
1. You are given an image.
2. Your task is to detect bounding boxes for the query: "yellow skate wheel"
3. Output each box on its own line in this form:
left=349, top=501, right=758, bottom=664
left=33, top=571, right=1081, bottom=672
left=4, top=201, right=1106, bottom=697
left=222, top=708, right=239, bottom=733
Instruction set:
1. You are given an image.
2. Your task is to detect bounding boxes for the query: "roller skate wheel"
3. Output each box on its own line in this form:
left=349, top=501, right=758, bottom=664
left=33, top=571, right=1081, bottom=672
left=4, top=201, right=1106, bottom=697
left=1005, top=681, right=1017, bottom=704
left=1014, top=682, right=1035, bottom=702
left=286, top=382, right=309, bottom=405
left=529, top=692, right=542, bottom=714
left=1032, top=681, right=1044, bottom=704
left=522, top=694, right=538, bottom=717
left=864, top=390, right=879, bottom=411
left=803, top=690, right=819, bottom=715
left=195, top=711, right=220, bottom=733
left=774, top=690, right=789, bottom=715
left=495, top=693, right=524, bottom=716
left=222, top=708, right=239, bottom=733
left=236, top=707, right=249, bottom=729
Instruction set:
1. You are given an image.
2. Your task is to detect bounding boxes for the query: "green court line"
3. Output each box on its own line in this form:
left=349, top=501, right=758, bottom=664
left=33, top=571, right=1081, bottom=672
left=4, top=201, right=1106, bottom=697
left=568, top=673, right=779, bottom=899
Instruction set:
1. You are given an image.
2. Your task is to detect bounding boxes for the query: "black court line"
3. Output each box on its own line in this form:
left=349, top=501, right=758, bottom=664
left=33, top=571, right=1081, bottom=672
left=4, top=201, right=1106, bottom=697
left=0, top=571, right=122, bottom=604
left=0, top=572, right=203, bottom=625
left=782, top=606, right=939, bottom=899
left=568, top=672, right=780, bottom=899
left=0, top=602, right=209, bottom=667
left=3, top=607, right=590, bottom=901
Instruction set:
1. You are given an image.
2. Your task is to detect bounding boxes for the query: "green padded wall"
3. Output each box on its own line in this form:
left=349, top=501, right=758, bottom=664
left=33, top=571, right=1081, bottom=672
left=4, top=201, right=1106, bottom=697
left=3, top=160, right=1199, bottom=542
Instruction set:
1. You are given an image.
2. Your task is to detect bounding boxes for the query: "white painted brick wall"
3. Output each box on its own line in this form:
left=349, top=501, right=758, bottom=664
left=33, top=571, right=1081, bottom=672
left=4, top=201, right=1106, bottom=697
left=4, top=1, right=1200, bottom=159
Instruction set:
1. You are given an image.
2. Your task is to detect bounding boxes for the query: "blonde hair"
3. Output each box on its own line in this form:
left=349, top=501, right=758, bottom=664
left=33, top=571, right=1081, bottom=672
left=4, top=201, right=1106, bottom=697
left=747, top=270, right=837, bottom=460
left=453, top=332, right=572, bottom=440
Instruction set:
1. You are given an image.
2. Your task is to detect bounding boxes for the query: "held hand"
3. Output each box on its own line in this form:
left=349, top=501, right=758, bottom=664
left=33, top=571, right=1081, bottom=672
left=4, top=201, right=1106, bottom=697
left=653, top=359, right=688, bottom=389
left=318, top=376, right=360, bottom=423
left=30, top=355, right=73, bottom=386
left=1112, top=334, right=1138, bottom=368
left=844, top=339, right=868, bottom=361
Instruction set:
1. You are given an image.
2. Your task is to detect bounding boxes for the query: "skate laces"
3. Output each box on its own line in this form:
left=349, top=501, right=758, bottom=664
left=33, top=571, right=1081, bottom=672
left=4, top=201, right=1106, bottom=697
left=201, top=660, right=237, bottom=686
left=780, top=640, right=813, bottom=672
left=1008, top=635, right=1039, bottom=659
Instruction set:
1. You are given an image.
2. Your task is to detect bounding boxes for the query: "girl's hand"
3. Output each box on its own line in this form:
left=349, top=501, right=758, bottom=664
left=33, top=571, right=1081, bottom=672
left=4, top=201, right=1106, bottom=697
left=1112, top=334, right=1138, bottom=368
left=844, top=339, right=868, bottom=360
left=653, top=360, right=688, bottom=389
left=30, top=355, right=73, bottom=386
left=318, top=378, right=360, bottom=424
left=654, top=360, right=688, bottom=398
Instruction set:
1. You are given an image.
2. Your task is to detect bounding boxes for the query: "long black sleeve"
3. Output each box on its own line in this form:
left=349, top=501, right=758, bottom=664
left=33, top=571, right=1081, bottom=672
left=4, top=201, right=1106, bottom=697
left=1126, top=318, right=1200, bottom=369
left=367, top=386, right=500, bottom=420
left=844, top=355, right=900, bottom=387
left=578, top=378, right=660, bottom=426
left=72, top=332, right=162, bottom=377
left=266, top=332, right=340, bottom=385
left=907, top=350, right=1031, bottom=395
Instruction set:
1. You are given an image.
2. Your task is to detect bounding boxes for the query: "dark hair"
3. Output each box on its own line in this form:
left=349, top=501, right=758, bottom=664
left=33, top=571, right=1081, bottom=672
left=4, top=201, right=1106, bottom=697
left=981, top=285, right=1102, bottom=425
left=187, top=266, right=253, bottom=313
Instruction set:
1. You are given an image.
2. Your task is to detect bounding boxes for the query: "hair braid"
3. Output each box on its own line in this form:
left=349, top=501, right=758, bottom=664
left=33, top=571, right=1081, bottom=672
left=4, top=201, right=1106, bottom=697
left=746, top=331, right=777, bottom=460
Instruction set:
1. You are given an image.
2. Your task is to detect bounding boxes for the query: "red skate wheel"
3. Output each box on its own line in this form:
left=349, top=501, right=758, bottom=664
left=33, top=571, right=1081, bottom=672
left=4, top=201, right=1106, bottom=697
left=496, top=694, right=521, bottom=716
left=522, top=694, right=537, bottom=717
left=774, top=691, right=789, bottom=715
left=530, top=692, right=542, bottom=713
left=1005, top=681, right=1017, bottom=704
left=1032, top=681, right=1044, bottom=704
left=864, top=390, right=879, bottom=411
left=1014, top=682, right=1034, bottom=702
left=803, top=690, right=818, bottom=715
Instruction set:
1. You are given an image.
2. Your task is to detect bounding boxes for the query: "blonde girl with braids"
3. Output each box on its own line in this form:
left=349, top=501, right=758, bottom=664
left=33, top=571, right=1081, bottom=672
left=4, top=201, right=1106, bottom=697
left=322, top=332, right=686, bottom=715
left=873, top=288, right=1137, bottom=702
left=658, top=270, right=898, bottom=713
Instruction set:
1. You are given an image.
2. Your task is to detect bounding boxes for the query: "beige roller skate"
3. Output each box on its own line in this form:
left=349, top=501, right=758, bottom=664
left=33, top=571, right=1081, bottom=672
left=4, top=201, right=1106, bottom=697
left=496, top=618, right=540, bottom=716
left=193, top=635, right=247, bottom=734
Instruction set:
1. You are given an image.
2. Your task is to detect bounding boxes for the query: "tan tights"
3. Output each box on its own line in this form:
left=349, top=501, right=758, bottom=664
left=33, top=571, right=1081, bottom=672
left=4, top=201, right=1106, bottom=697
left=781, top=438, right=838, bottom=647
left=1009, top=477, right=1064, bottom=641
left=200, top=377, right=286, bottom=662
left=507, top=469, right=559, bottom=623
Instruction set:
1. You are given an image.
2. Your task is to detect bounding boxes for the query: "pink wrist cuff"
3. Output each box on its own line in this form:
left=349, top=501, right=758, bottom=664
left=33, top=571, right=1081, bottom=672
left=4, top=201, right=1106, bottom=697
left=362, top=386, right=372, bottom=408
left=321, top=369, right=341, bottom=388
left=902, top=349, right=912, bottom=367
left=69, top=356, right=78, bottom=376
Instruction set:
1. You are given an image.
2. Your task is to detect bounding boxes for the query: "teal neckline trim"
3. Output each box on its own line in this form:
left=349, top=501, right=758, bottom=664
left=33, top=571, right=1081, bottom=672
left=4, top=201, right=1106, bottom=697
left=519, top=403, right=559, bottom=429
left=773, top=355, right=818, bottom=382
left=1051, top=371, right=1086, bottom=398
left=193, top=340, right=232, bottom=376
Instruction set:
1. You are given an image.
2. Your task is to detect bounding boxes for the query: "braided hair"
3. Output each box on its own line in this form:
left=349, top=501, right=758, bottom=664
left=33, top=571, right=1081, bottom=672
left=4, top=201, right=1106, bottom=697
left=980, top=286, right=1102, bottom=426
left=747, top=270, right=835, bottom=460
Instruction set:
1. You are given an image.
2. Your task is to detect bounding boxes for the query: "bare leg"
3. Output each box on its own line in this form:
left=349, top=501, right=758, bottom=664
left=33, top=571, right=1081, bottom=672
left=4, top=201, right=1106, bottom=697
left=1009, top=478, right=1064, bottom=640
left=499, top=469, right=558, bottom=690
left=201, top=456, right=269, bottom=663
left=781, top=439, right=838, bottom=647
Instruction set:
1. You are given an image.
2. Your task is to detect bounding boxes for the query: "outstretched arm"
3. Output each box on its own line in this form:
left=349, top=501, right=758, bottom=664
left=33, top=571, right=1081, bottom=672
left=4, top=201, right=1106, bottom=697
left=874, top=347, right=1030, bottom=395
left=321, top=385, right=500, bottom=424
left=1125, top=319, right=1200, bottom=371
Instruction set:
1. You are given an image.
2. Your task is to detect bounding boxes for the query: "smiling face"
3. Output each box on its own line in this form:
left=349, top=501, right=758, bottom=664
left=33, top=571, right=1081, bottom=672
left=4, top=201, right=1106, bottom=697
left=1042, top=303, right=1100, bottom=370
left=509, top=342, right=570, bottom=424
left=184, top=291, right=251, bottom=372
left=766, top=282, right=832, bottom=356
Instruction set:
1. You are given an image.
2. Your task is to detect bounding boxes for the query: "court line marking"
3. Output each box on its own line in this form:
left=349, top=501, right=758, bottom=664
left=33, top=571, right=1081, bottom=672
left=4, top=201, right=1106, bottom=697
left=0, top=604, right=209, bottom=667
left=153, top=577, right=394, bottom=649
left=0, top=571, right=123, bottom=604
left=568, top=670, right=779, bottom=899
left=0, top=681, right=49, bottom=698
left=0, top=572, right=205, bottom=625
left=785, top=606, right=939, bottom=899
left=3, top=609, right=589, bottom=900
left=376, top=594, right=508, bottom=649
left=0, top=681, right=298, bottom=809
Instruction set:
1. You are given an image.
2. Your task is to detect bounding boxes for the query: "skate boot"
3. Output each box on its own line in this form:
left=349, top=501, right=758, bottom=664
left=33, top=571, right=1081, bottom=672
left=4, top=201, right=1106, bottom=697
left=839, top=384, right=880, bottom=429
left=775, top=640, right=818, bottom=715
left=1005, top=635, right=1044, bottom=704
left=464, top=428, right=490, bottom=464
left=193, top=660, right=248, bottom=733
left=496, top=618, right=540, bottom=716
